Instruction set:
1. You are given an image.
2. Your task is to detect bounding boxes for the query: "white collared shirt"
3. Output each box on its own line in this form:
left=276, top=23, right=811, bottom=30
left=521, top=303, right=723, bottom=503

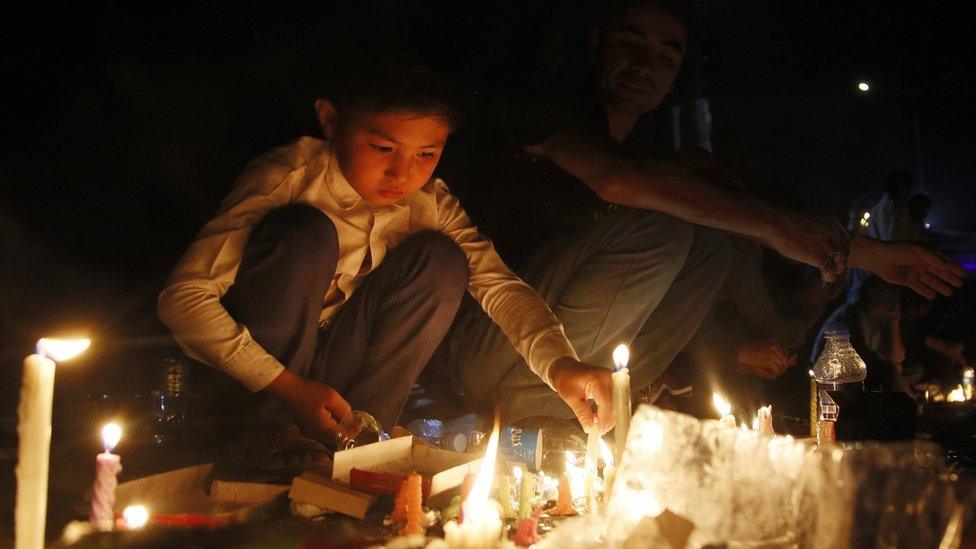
left=158, top=137, right=577, bottom=391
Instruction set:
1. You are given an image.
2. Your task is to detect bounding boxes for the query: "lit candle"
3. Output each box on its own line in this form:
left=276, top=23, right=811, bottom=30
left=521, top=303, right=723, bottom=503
left=755, top=405, right=775, bottom=436
left=809, top=370, right=817, bottom=437
left=444, top=414, right=503, bottom=548
left=599, top=437, right=616, bottom=497
left=712, top=393, right=736, bottom=429
left=611, top=344, right=631, bottom=468
left=16, top=338, right=89, bottom=549
left=121, top=505, right=149, bottom=529
left=495, top=474, right=515, bottom=520
left=90, top=423, right=123, bottom=530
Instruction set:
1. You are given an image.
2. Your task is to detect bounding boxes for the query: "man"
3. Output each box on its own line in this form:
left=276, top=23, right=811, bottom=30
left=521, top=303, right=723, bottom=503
left=447, top=0, right=963, bottom=425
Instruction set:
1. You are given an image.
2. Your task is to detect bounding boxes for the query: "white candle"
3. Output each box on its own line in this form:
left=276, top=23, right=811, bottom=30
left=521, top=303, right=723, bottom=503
left=91, top=423, right=123, bottom=530
left=445, top=414, right=503, bottom=548
left=611, top=344, right=631, bottom=468
left=584, top=419, right=599, bottom=513
left=712, top=393, right=736, bottom=429
left=15, top=338, right=89, bottom=549
left=756, top=405, right=775, bottom=436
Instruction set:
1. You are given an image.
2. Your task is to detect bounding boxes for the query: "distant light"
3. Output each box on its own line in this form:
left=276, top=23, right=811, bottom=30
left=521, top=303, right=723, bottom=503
left=857, top=81, right=871, bottom=93
left=924, top=222, right=931, bottom=229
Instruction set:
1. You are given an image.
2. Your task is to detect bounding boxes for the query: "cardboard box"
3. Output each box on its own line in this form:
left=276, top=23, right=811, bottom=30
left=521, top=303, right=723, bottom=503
left=114, top=463, right=286, bottom=527
left=289, top=472, right=375, bottom=519
left=332, top=435, right=481, bottom=507
left=210, top=480, right=290, bottom=504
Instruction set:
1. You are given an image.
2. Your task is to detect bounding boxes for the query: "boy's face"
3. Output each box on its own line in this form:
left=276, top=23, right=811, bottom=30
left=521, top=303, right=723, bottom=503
left=594, top=2, right=688, bottom=116
left=319, top=102, right=449, bottom=206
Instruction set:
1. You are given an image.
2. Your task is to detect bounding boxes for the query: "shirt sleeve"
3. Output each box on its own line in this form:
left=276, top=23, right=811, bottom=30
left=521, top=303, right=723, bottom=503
left=433, top=179, right=578, bottom=387
left=157, top=156, right=303, bottom=392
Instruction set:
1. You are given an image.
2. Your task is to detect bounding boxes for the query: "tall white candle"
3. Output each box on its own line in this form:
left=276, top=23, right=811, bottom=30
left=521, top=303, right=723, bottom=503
left=611, top=344, right=631, bottom=469
left=15, top=338, right=89, bottom=549
left=91, top=423, right=123, bottom=530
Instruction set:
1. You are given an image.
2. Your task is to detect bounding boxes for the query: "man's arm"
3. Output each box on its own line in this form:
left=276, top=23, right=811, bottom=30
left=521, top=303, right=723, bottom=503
left=536, top=130, right=850, bottom=277
left=848, top=236, right=965, bottom=298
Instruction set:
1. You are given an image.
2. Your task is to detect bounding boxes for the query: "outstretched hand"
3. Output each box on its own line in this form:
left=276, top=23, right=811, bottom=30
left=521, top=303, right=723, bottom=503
left=859, top=239, right=965, bottom=299
left=548, top=357, right=615, bottom=434
left=264, top=369, right=353, bottom=442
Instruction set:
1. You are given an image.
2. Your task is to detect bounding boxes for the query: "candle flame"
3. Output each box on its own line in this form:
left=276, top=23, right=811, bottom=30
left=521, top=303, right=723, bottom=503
left=808, top=369, right=815, bottom=378
left=947, top=385, right=966, bottom=402
left=122, top=505, right=149, bottom=529
left=462, top=411, right=501, bottom=519
left=612, top=344, right=630, bottom=371
left=598, top=437, right=614, bottom=468
left=101, top=422, right=122, bottom=452
left=712, top=393, right=732, bottom=417
left=37, top=338, right=90, bottom=362
left=512, top=466, right=523, bottom=483
left=751, top=417, right=759, bottom=431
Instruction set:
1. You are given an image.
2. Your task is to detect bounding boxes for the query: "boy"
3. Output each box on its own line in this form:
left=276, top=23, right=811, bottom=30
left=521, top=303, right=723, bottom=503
left=157, top=63, right=614, bottom=451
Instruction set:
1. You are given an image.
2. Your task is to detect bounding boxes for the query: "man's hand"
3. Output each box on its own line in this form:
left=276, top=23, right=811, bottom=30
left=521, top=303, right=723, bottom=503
left=548, top=357, right=615, bottom=434
left=264, top=369, right=353, bottom=442
left=736, top=340, right=797, bottom=379
left=764, top=211, right=850, bottom=281
left=851, top=238, right=965, bottom=299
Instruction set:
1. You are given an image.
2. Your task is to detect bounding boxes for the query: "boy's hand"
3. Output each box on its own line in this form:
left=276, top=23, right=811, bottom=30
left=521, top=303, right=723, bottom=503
left=264, top=369, right=353, bottom=442
left=548, top=357, right=614, bottom=434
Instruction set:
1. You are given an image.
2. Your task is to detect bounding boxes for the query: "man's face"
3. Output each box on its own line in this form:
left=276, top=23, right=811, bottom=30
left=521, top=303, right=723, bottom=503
left=594, top=2, right=688, bottom=116
left=332, top=109, right=449, bottom=206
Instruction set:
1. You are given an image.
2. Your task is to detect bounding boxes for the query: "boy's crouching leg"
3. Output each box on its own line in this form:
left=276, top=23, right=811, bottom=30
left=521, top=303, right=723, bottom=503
left=224, top=204, right=339, bottom=376
left=314, top=231, right=469, bottom=429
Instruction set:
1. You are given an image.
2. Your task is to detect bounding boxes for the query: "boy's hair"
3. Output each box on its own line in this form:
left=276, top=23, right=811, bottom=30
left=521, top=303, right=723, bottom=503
left=324, top=60, right=462, bottom=130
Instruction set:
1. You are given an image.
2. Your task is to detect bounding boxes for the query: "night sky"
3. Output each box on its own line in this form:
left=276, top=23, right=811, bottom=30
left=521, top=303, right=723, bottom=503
left=1, top=1, right=973, bottom=415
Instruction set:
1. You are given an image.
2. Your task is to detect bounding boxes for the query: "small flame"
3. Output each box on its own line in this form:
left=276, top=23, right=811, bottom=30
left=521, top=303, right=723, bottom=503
left=122, top=505, right=149, bottom=529
left=808, top=369, right=815, bottom=378
left=862, top=211, right=871, bottom=220
left=947, top=385, right=966, bottom=402
left=462, top=411, right=501, bottom=519
left=712, top=393, right=732, bottom=417
left=512, top=466, right=523, bottom=483
left=750, top=417, right=758, bottom=430
left=598, top=437, right=614, bottom=468
left=564, top=451, right=586, bottom=500
left=613, top=344, right=630, bottom=371
left=101, top=422, right=122, bottom=452
left=37, top=338, right=90, bottom=362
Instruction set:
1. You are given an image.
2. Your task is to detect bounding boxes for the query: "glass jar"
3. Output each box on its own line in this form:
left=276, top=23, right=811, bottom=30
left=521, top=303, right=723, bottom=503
left=813, top=327, right=867, bottom=384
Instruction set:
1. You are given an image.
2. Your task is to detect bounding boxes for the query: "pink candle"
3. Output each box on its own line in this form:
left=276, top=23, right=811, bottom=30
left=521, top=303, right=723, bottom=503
left=90, top=423, right=122, bottom=531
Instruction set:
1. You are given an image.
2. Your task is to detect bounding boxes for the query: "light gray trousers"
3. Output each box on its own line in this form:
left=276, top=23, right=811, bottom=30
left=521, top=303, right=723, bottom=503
left=450, top=207, right=731, bottom=423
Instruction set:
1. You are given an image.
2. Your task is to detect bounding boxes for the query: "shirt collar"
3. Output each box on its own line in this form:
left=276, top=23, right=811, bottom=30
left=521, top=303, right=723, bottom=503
left=324, top=142, right=363, bottom=210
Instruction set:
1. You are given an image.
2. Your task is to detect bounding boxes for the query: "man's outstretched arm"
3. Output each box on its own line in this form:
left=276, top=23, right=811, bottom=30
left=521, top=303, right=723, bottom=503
left=537, top=129, right=850, bottom=278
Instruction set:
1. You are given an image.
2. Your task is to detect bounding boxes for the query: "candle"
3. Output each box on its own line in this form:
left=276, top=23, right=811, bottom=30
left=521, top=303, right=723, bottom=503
left=809, top=370, right=817, bottom=437
left=401, top=472, right=425, bottom=535
left=756, top=405, right=775, bottom=436
left=598, top=437, right=616, bottom=497
left=495, top=474, right=515, bottom=519
left=516, top=468, right=535, bottom=520
left=444, top=414, right=503, bottom=548
left=712, top=393, right=736, bottom=429
left=584, top=419, right=599, bottom=513
left=611, top=344, right=631, bottom=468
left=512, top=513, right=541, bottom=546
left=90, top=423, right=123, bottom=530
left=121, top=505, right=149, bottom=529
left=550, top=474, right=576, bottom=516
left=16, top=338, right=89, bottom=549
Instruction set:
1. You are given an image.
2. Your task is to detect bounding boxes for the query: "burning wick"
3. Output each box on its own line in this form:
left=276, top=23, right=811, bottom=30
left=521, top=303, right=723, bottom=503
left=712, top=393, right=736, bottom=429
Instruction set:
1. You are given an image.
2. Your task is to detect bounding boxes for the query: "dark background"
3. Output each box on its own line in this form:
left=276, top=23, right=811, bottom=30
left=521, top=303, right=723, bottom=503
left=1, top=1, right=973, bottom=421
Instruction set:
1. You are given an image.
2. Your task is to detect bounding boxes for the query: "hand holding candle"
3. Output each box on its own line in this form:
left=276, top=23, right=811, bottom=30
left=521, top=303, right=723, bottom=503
left=90, top=423, right=122, bottom=531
